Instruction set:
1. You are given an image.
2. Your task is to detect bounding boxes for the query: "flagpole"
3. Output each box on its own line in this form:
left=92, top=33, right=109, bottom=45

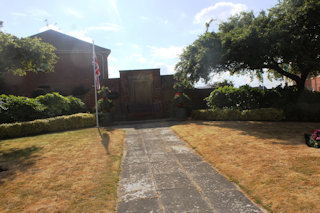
left=92, top=41, right=99, bottom=128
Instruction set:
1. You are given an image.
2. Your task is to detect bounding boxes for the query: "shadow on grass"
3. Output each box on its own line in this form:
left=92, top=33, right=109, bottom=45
left=0, top=146, right=42, bottom=184
left=187, top=121, right=320, bottom=146
left=97, top=128, right=110, bottom=154
left=112, top=119, right=180, bottom=130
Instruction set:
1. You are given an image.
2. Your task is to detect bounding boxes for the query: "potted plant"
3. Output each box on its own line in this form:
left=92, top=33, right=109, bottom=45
left=173, top=91, right=190, bottom=120
left=98, top=86, right=119, bottom=125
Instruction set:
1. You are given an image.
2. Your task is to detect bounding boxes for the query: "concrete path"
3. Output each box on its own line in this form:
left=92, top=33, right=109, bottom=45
left=116, top=121, right=263, bottom=213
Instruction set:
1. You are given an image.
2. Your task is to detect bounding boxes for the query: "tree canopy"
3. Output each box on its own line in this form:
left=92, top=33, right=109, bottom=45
left=175, top=0, right=320, bottom=91
left=0, top=32, right=58, bottom=76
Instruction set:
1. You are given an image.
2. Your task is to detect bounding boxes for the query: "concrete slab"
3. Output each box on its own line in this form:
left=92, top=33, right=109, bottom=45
left=121, top=163, right=149, bottom=179
left=150, top=161, right=182, bottom=175
left=118, top=177, right=157, bottom=202
left=116, top=121, right=264, bottom=213
left=117, top=198, right=162, bottom=213
left=204, top=190, right=262, bottom=213
left=159, top=188, right=210, bottom=212
left=153, top=172, right=193, bottom=190
left=122, top=155, right=149, bottom=164
left=183, top=161, right=219, bottom=175
left=148, top=153, right=175, bottom=163
left=174, top=153, right=203, bottom=164
left=191, top=173, right=237, bottom=192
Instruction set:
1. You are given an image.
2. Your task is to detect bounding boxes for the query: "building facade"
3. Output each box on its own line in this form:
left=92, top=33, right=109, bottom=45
left=3, top=29, right=110, bottom=107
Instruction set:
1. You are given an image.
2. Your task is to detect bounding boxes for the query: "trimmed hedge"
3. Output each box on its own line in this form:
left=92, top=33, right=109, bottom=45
left=0, top=113, right=95, bottom=139
left=191, top=108, right=284, bottom=121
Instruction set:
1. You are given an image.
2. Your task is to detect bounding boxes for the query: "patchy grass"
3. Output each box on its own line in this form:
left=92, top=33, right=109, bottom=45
left=172, top=121, right=320, bottom=213
left=0, top=127, right=125, bottom=212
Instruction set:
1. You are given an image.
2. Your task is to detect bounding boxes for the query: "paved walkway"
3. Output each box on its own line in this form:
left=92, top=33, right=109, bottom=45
left=116, top=121, right=263, bottom=213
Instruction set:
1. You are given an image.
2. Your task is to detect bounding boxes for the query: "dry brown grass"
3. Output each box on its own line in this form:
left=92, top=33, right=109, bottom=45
left=0, top=127, right=125, bottom=212
left=172, top=121, right=320, bottom=213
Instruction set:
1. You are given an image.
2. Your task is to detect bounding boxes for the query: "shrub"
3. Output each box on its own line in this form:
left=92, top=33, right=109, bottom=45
left=0, top=93, right=86, bottom=123
left=284, top=103, right=320, bottom=122
left=205, top=86, right=237, bottom=109
left=36, top=92, right=85, bottom=117
left=205, top=85, right=320, bottom=111
left=0, top=113, right=95, bottom=139
left=36, top=92, right=70, bottom=117
left=67, top=96, right=86, bottom=114
left=0, top=94, right=45, bottom=123
left=191, top=108, right=284, bottom=121
left=241, top=108, right=284, bottom=121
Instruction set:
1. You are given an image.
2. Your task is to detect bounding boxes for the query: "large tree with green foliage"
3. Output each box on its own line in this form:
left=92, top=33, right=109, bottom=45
left=0, top=32, right=58, bottom=76
left=175, top=0, right=320, bottom=91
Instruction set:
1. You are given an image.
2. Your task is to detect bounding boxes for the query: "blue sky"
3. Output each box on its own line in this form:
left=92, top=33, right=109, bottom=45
left=1, top=0, right=282, bottom=88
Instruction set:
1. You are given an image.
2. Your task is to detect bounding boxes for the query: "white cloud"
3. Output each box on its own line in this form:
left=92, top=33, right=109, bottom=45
left=11, top=12, right=27, bottom=17
left=88, top=23, right=121, bottom=32
left=13, top=8, right=51, bottom=20
left=116, top=42, right=124, bottom=46
left=153, top=62, right=175, bottom=75
left=110, top=0, right=121, bottom=22
left=108, top=56, right=117, bottom=62
left=131, top=44, right=141, bottom=49
left=27, top=8, right=51, bottom=19
left=132, top=54, right=147, bottom=64
left=65, top=8, right=84, bottom=19
left=67, top=30, right=93, bottom=43
left=140, top=16, right=151, bottom=21
left=108, top=66, right=119, bottom=78
left=149, top=45, right=184, bottom=59
left=39, top=24, right=62, bottom=32
left=194, top=2, right=247, bottom=24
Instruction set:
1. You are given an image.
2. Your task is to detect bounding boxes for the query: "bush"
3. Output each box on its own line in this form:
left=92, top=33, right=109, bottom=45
left=191, top=108, right=284, bottom=121
left=0, top=94, right=45, bottom=123
left=67, top=96, right=86, bottom=114
left=205, top=86, right=237, bottom=109
left=0, top=93, right=86, bottom=123
left=36, top=92, right=70, bottom=117
left=0, top=113, right=95, bottom=139
left=36, top=92, right=85, bottom=117
left=205, top=85, right=320, bottom=112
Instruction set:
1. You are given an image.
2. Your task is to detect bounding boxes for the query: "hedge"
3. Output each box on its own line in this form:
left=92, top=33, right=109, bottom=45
left=191, top=108, right=284, bottom=121
left=0, top=113, right=95, bottom=139
left=205, top=85, right=320, bottom=110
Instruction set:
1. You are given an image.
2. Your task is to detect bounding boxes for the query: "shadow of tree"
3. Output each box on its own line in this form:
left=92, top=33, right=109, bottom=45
left=0, top=146, right=42, bottom=184
left=186, top=121, right=320, bottom=146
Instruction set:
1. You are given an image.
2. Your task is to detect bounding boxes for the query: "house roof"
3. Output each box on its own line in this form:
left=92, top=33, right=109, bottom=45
left=30, top=29, right=111, bottom=56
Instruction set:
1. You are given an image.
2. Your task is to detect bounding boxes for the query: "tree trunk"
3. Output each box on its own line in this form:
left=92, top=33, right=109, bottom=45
left=296, top=72, right=308, bottom=92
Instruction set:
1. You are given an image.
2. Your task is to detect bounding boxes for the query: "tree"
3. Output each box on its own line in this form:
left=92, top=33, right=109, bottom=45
left=0, top=32, right=58, bottom=76
left=175, top=0, right=320, bottom=91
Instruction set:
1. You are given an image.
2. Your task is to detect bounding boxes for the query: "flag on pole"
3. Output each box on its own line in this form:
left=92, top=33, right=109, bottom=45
left=92, top=42, right=100, bottom=127
left=92, top=47, right=101, bottom=91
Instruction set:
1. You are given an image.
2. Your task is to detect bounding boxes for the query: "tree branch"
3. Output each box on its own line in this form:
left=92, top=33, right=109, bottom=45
left=265, top=63, right=301, bottom=83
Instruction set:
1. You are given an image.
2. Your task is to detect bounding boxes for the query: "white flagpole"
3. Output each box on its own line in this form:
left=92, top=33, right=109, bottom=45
left=92, top=41, right=100, bottom=128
